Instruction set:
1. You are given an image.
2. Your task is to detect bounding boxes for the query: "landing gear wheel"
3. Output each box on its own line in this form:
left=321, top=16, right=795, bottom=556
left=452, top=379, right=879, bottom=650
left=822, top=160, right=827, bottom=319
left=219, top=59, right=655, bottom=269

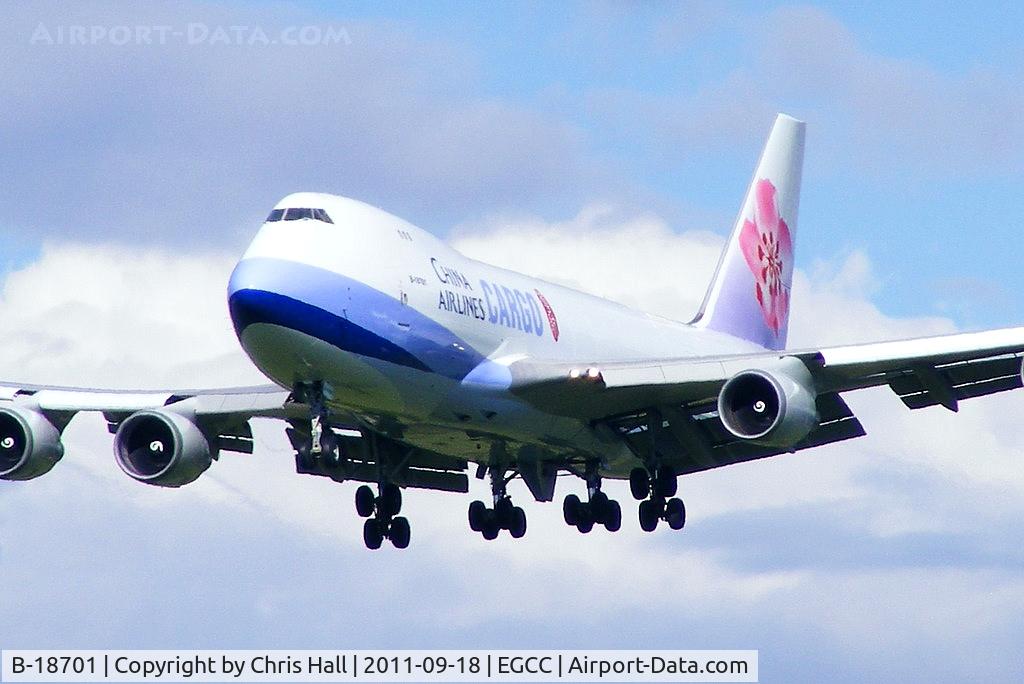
left=495, top=496, right=515, bottom=529
left=509, top=506, right=527, bottom=539
left=576, top=506, right=595, bottom=534
left=603, top=499, right=622, bottom=532
left=379, top=483, right=402, bottom=518
left=468, top=500, right=487, bottom=532
left=666, top=497, right=686, bottom=530
left=355, top=485, right=375, bottom=518
left=639, top=499, right=659, bottom=532
left=590, top=490, right=610, bottom=522
left=655, top=465, right=678, bottom=498
left=363, top=518, right=384, bottom=550
left=563, top=494, right=582, bottom=526
left=319, top=430, right=340, bottom=466
left=390, top=516, right=411, bottom=548
left=481, top=510, right=500, bottom=541
left=630, top=467, right=650, bottom=500
left=295, top=444, right=315, bottom=471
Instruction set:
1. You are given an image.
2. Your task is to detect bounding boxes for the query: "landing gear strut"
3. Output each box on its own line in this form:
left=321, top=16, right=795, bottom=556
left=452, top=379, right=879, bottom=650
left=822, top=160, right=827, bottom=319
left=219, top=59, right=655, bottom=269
left=630, top=464, right=685, bottom=532
left=294, top=381, right=339, bottom=470
left=357, top=429, right=412, bottom=550
left=562, top=460, right=622, bottom=533
left=290, top=382, right=413, bottom=550
left=468, top=465, right=527, bottom=540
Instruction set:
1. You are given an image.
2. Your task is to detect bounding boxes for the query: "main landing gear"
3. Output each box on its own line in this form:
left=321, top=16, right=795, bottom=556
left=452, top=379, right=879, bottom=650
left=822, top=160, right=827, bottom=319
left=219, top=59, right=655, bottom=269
left=468, top=466, right=527, bottom=540
left=358, top=422, right=411, bottom=550
left=562, top=460, right=622, bottom=534
left=356, top=482, right=411, bottom=550
left=630, top=464, right=685, bottom=532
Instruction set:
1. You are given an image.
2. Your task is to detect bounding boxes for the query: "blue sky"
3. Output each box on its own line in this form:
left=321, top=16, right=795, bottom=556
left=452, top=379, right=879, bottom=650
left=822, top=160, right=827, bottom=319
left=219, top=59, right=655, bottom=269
left=3, top=2, right=1023, bottom=325
left=2, top=2, right=1024, bottom=683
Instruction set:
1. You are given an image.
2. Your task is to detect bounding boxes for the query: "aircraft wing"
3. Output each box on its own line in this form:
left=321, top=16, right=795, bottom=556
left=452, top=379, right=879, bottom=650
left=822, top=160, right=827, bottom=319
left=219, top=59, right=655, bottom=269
left=0, top=382, right=295, bottom=416
left=509, top=326, right=1024, bottom=475
left=0, top=382, right=305, bottom=455
left=0, top=382, right=469, bottom=492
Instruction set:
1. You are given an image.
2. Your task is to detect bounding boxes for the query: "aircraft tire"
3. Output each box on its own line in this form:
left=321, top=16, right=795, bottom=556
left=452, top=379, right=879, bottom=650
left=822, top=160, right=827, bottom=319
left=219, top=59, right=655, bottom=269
left=629, top=468, right=650, bottom=500
left=576, top=506, right=594, bottom=534
left=390, top=516, right=411, bottom=549
left=379, top=483, right=402, bottom=518
left=509, top=507, right=527, bottom=539
left=655, top=465, right=677, bottom=498
left=319, top=431, right=340, bottom=467
left=563, top=494, right=582, bottom=526
left=481, top=514, right=500, bottom=541
left=468, top=500, right=487, bottom=532
left=666, top=497, right=686, bottom=530
left=639, top=499, right=659, bottom=532
left=591, top=490, right=610, bottom=522
left=604, top=499, right=622, bottom=532
left=363, top=518, right=384, bottom=550
left=295, top=444, right=315, bottom=471
left=355, top=485, right=375, bottom=518
left=495, top=497, right=515, bottom=529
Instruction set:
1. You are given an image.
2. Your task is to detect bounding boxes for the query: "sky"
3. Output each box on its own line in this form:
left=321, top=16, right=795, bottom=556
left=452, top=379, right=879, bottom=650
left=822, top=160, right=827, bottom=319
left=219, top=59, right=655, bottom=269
left=1, top=2, right=1024, bottom=682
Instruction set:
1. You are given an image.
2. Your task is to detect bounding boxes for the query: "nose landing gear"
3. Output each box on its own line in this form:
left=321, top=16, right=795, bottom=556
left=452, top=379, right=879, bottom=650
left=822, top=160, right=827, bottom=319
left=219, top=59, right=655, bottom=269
left=293, top=380, right=340, bottom=471
left=293, top=382, right=414, bottom=550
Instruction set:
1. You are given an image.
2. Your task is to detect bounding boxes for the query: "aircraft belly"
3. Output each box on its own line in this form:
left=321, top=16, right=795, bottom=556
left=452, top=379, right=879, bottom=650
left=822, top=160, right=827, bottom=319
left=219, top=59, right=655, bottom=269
left=239, top=323, right=421, bottom=414
left=238, top=323, right=635, bottom=468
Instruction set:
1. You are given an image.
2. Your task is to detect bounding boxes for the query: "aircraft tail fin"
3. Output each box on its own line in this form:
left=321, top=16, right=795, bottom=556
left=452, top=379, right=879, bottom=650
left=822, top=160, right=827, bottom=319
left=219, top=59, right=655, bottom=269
left=691, top=114, right=805, bottom=350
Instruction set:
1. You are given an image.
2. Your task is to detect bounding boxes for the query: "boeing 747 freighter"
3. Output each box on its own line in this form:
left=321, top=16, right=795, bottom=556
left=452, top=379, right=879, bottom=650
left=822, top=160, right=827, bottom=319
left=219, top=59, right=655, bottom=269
left=5, top=115, right=1022, bottom=549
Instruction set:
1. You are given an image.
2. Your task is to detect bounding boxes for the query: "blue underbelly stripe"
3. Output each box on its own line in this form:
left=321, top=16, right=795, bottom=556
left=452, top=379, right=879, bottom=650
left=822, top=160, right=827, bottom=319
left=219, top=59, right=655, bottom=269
left=228, top=258, right=488, bottom=379
left=229, top=289, right=432, bottom=373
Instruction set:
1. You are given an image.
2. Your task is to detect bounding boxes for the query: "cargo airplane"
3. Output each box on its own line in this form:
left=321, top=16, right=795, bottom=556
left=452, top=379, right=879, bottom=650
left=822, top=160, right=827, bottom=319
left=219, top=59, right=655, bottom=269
left=4, top=115, right=1022, bottom=549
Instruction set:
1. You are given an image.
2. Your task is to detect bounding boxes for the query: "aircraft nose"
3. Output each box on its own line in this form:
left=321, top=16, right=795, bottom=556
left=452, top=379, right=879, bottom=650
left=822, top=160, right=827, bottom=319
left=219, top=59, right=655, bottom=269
left=227, top=287, right=274, bottom=339
left=227, top=258, right=283, bottom=337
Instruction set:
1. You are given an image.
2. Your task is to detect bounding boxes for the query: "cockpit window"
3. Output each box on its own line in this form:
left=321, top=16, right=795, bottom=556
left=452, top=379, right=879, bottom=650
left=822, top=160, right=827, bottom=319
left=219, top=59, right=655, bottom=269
left=269, top=207, right=333, bottom=224
left=284, top=207, right=313, bottom=221
left=313, top=208, right=334, bottom=224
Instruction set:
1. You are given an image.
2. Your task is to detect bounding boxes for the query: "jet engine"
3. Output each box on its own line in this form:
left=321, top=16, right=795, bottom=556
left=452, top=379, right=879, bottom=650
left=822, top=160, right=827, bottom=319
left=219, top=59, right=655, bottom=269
left=113, top=410, right=213, bottom=487
left=0, top=406, right=65, bottom=480
left=717, top=358, right=819, bottom=448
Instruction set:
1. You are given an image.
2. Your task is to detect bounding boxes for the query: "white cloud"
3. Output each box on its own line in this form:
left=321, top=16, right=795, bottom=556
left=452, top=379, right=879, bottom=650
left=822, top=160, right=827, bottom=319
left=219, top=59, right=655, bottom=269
left=453, top=204, right=722, bottom=321
left=1, top=228, right=1022, bottom=680
left=0, top=1, right=613, bottom=247
left=0, top=242, right=258, bottom=388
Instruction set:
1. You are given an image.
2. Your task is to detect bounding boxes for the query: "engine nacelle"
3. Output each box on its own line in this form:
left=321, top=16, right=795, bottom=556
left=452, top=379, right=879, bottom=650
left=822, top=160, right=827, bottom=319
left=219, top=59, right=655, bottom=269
left=0, top=406, right=65, bottom=480
left=113, top=410, right=213, bottom=487
left=717, top=358, right=819, bottom=448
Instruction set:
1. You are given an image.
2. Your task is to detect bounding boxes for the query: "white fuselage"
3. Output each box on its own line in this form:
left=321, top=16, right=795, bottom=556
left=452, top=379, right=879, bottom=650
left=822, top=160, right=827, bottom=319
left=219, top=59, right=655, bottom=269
left=227, top=193, right=761, bottom=474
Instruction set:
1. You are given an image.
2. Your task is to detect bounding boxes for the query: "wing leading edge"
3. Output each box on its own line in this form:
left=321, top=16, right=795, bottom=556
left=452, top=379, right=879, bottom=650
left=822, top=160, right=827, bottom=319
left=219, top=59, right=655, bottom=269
left=508, top=326, right=1024, bottom=473
left=0, top=381, right=468, bottom=493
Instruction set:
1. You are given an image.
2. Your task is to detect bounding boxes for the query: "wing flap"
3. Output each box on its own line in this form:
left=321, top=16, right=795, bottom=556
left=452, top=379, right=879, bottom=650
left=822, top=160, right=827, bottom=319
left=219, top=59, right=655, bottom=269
left=900, top=373, right=1022, bottom=410
left=27, top=390, right=178, bottom=412
left=286, top=421, right=470, bottom=493
left=605, top=392, right=864, bottom=476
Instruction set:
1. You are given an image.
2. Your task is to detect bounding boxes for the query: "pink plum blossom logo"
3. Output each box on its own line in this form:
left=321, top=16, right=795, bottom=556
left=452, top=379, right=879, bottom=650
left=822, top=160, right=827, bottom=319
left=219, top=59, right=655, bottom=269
left=739, top=178, right=792, bottom=336
left=535, top=289, right=560, bottom=341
